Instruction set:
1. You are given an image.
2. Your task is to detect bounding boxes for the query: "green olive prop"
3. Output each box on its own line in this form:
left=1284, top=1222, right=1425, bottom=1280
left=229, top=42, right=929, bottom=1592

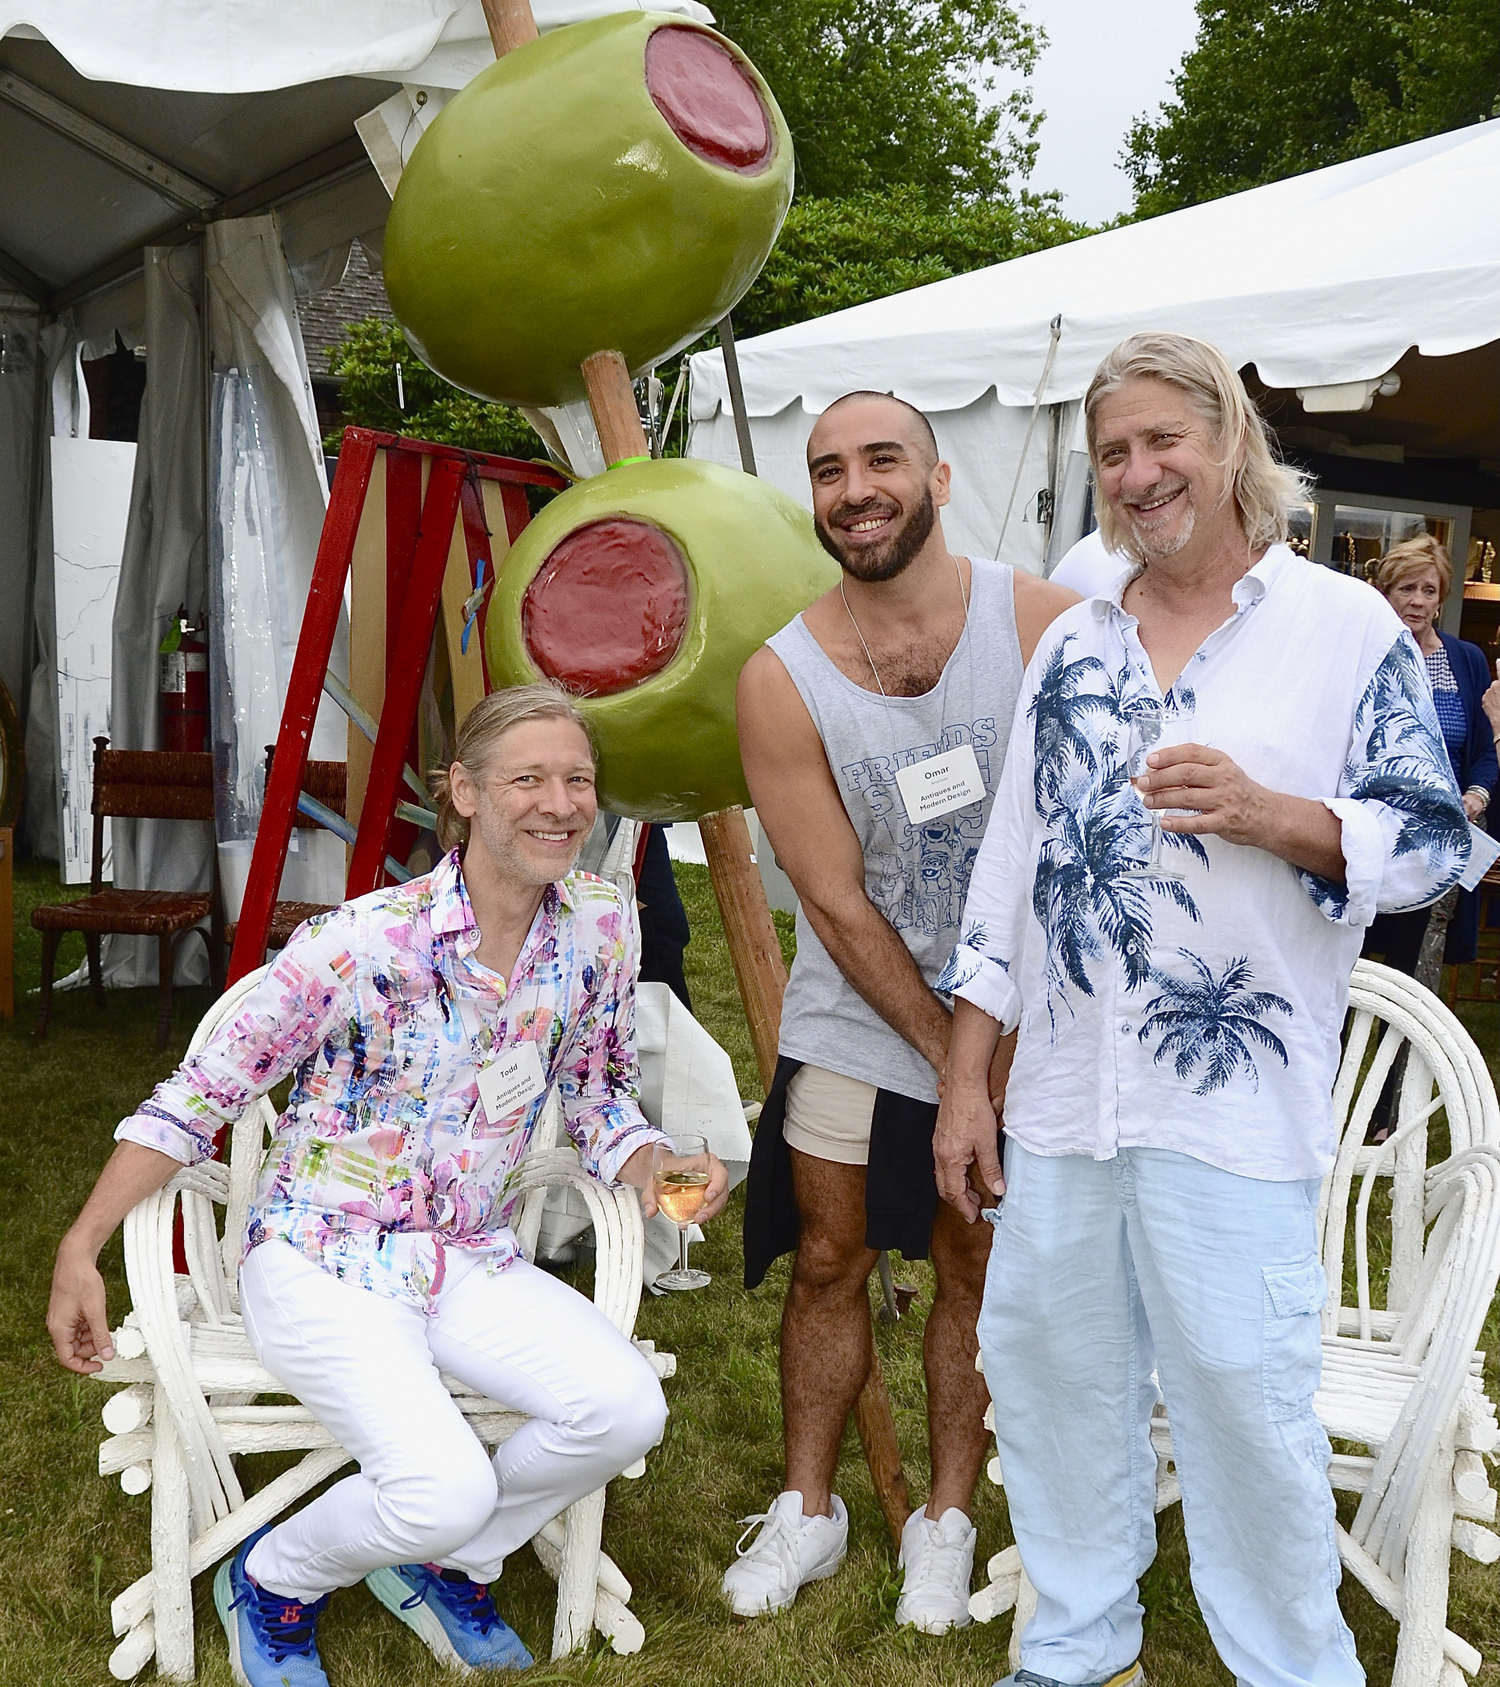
left=485, top=459, right=836, bottom=818
left=384, top=13, right=794, bottom=408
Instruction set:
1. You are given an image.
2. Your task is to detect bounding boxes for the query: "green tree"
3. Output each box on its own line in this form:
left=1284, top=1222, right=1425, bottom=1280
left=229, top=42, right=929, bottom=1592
left=714, top=0, right=1046, bottom=200
left=324, top=319, right=544, bottom=459
left=1126, top=0, right=1500, bottom=219
left=730, top=187, right=1089, bottom=338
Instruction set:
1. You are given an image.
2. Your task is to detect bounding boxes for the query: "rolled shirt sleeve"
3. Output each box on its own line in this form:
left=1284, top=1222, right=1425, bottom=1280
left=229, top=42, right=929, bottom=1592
left=1298, top=632, right=1471, bottom=926
left=935, top=648, right=1041, bottom=1032
left=114, top=928, right=351, bottom=1166
left=555, top=890, right=669, bottom=1185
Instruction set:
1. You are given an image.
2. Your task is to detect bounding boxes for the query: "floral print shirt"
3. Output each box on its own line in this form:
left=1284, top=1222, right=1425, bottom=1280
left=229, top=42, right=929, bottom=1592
left=938, top=546, right=1488, bottom=1181
left=116, top=850, right=667, bottom=1309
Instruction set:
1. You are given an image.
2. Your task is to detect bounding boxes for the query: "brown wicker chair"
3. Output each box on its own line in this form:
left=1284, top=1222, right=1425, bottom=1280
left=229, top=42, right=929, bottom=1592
left=222, top=755, right=347, bottom=964
left=31, top=737, right=221, bottom=1050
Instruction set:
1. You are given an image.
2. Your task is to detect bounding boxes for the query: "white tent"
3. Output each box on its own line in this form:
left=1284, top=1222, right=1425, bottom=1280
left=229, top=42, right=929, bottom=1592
left=687, top=118, right=1500, bottom=576
left=0, top=0, right=707, bottom=979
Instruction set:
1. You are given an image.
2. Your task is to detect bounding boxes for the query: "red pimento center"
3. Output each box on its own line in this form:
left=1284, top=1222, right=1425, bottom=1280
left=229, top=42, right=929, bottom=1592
left=522, top=518, right=690, bottom=697
left=645, top=26, right=772, bottom=174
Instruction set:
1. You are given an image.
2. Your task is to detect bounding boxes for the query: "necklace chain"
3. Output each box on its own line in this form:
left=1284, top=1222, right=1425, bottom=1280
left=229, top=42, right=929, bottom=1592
left=839, top=552, right=971, bottom=701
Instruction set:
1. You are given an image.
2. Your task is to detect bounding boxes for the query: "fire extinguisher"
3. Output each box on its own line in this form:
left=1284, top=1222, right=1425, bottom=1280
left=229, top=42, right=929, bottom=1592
left=159, top=605, right=209, bottom=753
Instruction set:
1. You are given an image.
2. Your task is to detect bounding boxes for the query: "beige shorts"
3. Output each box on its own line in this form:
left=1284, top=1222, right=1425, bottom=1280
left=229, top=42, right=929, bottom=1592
left=782, top=1063, right=878, bottom=1166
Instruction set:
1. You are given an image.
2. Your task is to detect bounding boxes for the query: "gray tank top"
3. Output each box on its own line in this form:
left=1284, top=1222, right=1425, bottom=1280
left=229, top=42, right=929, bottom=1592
left=767, top=559, right=1023, bottom=1102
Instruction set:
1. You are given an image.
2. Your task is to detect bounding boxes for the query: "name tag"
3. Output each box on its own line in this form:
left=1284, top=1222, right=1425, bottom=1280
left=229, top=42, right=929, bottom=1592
left=894, top=744, right=986, bottom=824
left=476, top=1040, right=547, bottom=1124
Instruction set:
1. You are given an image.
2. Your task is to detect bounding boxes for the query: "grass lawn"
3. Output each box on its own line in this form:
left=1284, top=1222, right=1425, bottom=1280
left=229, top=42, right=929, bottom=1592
left=0, top=856, right=1495, bottom=1685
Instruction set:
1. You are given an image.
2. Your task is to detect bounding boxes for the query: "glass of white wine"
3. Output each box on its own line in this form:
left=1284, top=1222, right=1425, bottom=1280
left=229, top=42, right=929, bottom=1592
left=653, top=1132, right=712, bottom=1291
left=1122, top=694, right=1195, bottom=880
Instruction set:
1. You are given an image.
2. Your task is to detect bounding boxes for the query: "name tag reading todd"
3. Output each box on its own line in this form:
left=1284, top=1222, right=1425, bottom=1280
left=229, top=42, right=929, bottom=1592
left=477, top=1040, right=546, bottom=1124
left=894, top=744, right=986, bottom=824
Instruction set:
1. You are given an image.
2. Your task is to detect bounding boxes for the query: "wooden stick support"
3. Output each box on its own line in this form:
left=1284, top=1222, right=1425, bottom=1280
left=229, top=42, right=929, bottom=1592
left=697, top=806, right=786, bottom=1090
left=479, top=0, right=538, bottom=57
left=568, top=179, right=915, bottom=1555
left=854, top=1342, right=911, bottom=1544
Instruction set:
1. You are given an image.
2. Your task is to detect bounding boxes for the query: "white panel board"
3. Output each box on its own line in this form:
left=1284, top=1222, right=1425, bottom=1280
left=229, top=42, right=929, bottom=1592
left=51, top=436, right=135, bottom=883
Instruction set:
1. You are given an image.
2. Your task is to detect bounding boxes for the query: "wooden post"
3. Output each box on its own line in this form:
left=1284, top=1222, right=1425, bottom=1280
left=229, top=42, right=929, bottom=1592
left=698, top=807, right=786, bottom=1088
left=481, top=0, right=912, bottom=1550
left=479, top=0, right=538, bottom=55
left=0, top=827, right=12, bottom=1018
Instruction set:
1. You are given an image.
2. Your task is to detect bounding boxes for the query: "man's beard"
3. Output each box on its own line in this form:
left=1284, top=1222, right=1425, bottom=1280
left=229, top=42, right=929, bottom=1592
left=1124, top=479, right=1195, bottom=561
left=816, top=489, right=936, bottom=583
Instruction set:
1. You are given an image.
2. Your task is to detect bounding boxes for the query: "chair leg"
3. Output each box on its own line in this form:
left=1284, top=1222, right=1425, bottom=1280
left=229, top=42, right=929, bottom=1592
left=85, top=933, right=106, bottom=1009
left=551, top=1487, right=606, bottom=1659
left=1391, top=1435, right=1457, bottom=1687
left=151, top=1405, right=195, bottom=1680
left=156, top=934, right=175, bottom=1052
left=32, top=929, right=61, bottom=1040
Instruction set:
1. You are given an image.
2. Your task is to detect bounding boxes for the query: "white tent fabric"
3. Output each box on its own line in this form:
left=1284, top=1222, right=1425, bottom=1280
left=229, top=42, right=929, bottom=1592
left=688, top=120, right=1500, bottom=572
left=102, top=245, right=214, bottom=987
left=205, top=215, right=347, bottom=925
left=1, top=0, right=710, bottom=95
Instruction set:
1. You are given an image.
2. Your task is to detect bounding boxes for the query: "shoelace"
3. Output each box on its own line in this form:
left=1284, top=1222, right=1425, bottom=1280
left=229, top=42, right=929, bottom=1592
left=403, top=1567, right=501, bottom=1636
left=902, top=1521, right=971, bottom=1592
left=733, top=1510, right=793, bottom=1561
left=231, top=1582, right=327, bottom=1664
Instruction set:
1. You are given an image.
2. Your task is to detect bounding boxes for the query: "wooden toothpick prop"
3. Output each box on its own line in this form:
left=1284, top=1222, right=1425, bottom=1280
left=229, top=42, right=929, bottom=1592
left=475, top=0, right=912, bottom=1551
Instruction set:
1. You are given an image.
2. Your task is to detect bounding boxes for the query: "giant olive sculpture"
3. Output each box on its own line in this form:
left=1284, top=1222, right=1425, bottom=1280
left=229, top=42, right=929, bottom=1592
left=384, top=12, right=795, bottom=408
left=486, top=459, right=837, bottom=818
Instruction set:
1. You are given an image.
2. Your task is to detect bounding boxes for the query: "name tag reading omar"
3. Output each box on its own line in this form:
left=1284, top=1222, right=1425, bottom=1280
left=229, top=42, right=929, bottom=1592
left=894, top=744, right=986, bottom=825
left=477, top=1040, right=547, bottom=1124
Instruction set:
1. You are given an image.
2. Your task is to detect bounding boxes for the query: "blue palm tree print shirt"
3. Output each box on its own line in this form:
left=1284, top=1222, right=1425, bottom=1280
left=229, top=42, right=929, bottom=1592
left=936, top=545, right=1481, bottom=1180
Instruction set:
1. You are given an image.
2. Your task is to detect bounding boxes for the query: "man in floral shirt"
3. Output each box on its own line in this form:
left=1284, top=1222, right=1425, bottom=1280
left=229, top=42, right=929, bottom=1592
left=49, top=683, right=729, bottom=1687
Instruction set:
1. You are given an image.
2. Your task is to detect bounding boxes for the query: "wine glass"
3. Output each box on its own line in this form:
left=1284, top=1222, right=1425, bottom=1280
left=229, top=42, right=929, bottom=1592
left=652, top=1133, right=712, bottom=1291
left=1122, top=694, right=1195, bottom=879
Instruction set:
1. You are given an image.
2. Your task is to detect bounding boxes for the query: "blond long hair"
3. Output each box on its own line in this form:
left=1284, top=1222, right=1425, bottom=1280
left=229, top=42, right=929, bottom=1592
left=429, top=684, right=594, bottom=853
left=1084, top=332, right=1310, bottom=559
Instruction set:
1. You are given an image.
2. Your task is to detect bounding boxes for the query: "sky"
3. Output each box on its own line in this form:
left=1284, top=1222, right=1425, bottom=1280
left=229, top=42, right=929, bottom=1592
left=1000, top=0, right=1202, bottom=225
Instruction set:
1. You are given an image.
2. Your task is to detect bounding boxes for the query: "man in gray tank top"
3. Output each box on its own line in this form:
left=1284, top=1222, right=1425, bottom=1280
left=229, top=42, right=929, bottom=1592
left=725, top=392, right=1076, bottom=1630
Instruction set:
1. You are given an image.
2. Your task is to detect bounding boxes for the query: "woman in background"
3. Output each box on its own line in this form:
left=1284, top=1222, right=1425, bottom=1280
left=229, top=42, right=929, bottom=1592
left=1362, top=534, right=1495, bottom=977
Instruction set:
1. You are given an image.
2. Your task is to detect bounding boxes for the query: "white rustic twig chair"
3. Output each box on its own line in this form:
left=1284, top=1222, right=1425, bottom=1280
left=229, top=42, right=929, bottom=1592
left=970, top=960, right=1500, bottom=1686
left=89, top=966, right=675, bottom=1681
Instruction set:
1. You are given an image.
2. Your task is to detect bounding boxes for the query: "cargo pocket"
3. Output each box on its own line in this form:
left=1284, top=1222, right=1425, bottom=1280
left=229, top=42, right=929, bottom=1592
left=1261, top=1260, right=1326, bottom=1422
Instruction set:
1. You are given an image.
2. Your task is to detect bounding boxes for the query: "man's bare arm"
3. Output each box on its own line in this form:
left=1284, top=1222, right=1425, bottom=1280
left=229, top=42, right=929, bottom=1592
left=738, top=647, right=951, bottom=1071
left=49, top=1141, right=183, bottom=1373
left=1012, top=573, right=1081, bottom=665
left=1144, top=744, right=1347, bottom=879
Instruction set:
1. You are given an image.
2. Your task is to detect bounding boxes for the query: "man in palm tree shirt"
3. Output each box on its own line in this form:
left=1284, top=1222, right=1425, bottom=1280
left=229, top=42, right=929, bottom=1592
left=934, top=334, right=1491, bottom=1687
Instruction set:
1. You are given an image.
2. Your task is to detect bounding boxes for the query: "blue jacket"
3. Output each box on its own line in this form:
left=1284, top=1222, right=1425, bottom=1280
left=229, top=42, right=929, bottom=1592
left=1436, top=631, right=1498, bottom=797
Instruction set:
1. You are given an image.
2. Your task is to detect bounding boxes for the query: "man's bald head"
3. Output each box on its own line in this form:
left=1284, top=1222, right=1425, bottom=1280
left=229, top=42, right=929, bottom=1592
left=810, top=390, right=939, bottom=471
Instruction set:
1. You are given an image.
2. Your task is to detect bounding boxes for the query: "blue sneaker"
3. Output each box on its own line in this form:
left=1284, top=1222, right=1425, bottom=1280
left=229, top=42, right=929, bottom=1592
left=365, top=1563, right=533, bottom=1672
left=994, top=1667, right=1144, bottom=1687
left=213, top=1525, right=332, bottom=1687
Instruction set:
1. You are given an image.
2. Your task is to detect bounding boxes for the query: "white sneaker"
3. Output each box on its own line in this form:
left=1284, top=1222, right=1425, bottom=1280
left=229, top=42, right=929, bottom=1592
left=894, top=1504, right=977, bottom=1633
left=721, top=1491, right=848, bottom=1616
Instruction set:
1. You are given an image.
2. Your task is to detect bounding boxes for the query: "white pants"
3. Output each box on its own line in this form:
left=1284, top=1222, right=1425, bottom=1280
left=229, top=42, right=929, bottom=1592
left=239, top=1240, right=667, bottom=1601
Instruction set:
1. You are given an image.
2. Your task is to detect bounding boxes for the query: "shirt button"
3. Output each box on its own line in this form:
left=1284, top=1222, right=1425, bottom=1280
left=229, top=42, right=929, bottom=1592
left=1119, top=1022, right=1132, bottom=1035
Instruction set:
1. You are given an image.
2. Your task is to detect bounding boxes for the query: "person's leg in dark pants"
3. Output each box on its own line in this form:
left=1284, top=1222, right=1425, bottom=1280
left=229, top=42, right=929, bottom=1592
left=636, top=824, right=693, bottom=1011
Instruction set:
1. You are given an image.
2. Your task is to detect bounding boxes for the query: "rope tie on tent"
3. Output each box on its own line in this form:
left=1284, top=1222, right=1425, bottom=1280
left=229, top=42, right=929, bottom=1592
left=994, top=313, right=1063, bottom=559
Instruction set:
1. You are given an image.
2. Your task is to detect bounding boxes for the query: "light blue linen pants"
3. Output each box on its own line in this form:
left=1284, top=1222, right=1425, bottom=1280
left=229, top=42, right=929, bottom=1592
left=977, top=1141, right=1364, bottom=1687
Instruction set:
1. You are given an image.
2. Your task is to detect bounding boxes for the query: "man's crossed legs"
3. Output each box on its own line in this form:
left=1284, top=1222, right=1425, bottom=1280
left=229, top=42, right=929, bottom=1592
left=725, top=1065, right=993, bottom=1628
left=223, top=1241, right=667, bottom=1686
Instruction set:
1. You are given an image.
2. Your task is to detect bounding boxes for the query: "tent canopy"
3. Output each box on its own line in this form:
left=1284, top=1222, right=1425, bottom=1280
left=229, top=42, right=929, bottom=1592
left=0, top=0, right=709, bottom=338
left=689, top=118, right=1500, bottom=423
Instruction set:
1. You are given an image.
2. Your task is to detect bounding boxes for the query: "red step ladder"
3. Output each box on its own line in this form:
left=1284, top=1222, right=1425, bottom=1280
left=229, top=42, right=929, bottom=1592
left=226, top=427, right=568, bottom=986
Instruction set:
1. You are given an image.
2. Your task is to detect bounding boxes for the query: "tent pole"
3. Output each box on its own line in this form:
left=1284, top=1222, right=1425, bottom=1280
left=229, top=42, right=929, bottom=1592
left=18, top=310, right=49, bottom=746
left=717, top=312, right=757, bottom=477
